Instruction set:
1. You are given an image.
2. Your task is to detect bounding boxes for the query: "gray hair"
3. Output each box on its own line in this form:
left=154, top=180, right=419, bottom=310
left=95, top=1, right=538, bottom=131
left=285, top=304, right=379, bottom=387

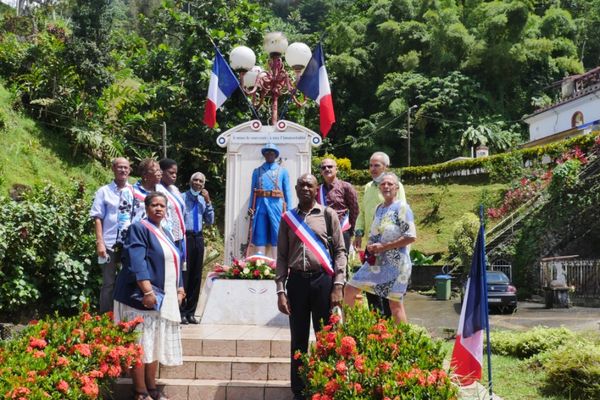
left=111, top=157, right=129, bottom=167
left=381, top=172, right=400, bottom=188
left=189, top=172, right=206, bottom=185
left=370, top=151, right=390, bottom=167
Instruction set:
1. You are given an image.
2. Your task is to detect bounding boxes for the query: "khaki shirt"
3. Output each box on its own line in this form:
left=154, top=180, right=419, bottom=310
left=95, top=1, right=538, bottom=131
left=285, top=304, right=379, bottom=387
left=276, top=203, right=347, bottom=292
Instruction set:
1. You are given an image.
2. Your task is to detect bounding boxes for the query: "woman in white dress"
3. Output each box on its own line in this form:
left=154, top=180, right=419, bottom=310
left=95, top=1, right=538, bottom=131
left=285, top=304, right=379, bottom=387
left=113, top=192, right=185, bottom=400
left=344, top=173, right=416, bottom=323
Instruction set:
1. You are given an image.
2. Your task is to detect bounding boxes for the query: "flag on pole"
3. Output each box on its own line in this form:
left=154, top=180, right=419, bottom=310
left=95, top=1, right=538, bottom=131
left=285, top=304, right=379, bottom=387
left=450, top=219, right=488, bottom=386
left=296, top=43, right=335, bottom=137
left=203, top=47, right=240, bottom=128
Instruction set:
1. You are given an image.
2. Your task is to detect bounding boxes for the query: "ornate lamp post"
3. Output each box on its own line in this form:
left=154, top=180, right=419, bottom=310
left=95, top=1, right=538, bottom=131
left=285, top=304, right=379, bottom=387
left=229, top=32, right=312, bottom=125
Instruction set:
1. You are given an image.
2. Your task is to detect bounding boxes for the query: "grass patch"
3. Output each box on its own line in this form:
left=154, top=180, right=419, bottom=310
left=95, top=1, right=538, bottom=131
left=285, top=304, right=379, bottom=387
left=0, top=83, right=109, bottom=195
left=440, top=341, right=562, bottom=400
left=405, top=182, right=506, bottom=256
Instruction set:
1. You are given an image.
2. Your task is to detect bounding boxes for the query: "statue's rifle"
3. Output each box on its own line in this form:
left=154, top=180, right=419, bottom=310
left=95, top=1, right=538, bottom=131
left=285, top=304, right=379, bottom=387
left=245, top=189, right=258, bottom=258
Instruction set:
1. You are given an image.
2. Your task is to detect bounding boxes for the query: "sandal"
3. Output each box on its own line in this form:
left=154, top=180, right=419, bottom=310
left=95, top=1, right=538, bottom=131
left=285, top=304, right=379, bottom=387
left=133, top=391, right=152, bottom=400
left=148, top=388, right=170, bottom=400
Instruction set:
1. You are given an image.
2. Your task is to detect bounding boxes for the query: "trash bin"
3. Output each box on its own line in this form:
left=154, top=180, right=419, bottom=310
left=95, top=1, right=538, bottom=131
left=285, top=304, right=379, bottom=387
left=434, top=274, right=452, bottom=300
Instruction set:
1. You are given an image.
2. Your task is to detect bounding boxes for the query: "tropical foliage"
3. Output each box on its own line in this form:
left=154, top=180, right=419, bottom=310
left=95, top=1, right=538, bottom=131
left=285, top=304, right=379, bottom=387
left=1, top=0, right=600, bottom=178
left=0, top=183, right=98, bottom=320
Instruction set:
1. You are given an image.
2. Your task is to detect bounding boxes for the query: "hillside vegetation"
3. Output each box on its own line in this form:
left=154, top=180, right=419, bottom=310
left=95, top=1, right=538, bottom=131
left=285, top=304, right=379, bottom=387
left=406, top=181, right=506, bottom=256
left=0, top=83, right=109, bottom=195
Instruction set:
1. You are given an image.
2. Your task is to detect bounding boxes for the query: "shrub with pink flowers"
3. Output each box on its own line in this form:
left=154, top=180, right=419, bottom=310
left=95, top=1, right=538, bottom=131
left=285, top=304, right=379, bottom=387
left=487, top=170, right=553, bottom=219
left=297, top=304, right=459, bottom=399
left=0, top=304, right=142, bottom=399
left=213, top=254, right=276, bottom=279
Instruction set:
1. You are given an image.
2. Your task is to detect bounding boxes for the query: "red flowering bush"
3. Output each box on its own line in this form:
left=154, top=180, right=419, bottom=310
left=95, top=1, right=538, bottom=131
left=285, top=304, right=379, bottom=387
left=297, top=304, right=459, bottom=399
left=0, top=304, right=142, bottom=399
left=487, top=170, right=552, bottom=219
left=213, top=254, right=276, bottom=279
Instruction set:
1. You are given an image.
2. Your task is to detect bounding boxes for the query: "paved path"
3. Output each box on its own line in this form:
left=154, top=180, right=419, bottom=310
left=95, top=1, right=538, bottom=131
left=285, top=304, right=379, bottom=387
left=404, top=292, right=600, bottom=338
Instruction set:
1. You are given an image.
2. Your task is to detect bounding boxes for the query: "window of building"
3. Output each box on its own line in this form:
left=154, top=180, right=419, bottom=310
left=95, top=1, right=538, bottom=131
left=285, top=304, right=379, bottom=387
left=571, top=111, right=584, bottom=127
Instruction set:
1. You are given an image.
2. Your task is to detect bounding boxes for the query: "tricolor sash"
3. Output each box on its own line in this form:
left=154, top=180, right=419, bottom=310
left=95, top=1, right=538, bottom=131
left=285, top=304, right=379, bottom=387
left=164, top=190, right=186, bottom=233
left=282, top=209, right=334, bottom=276
left=340, top=212, right=351, bottom=232
left=140, top=220, right=180, bottom=278
left=317, top=184, right=351, bottom=232
left=317, top=184, right=327, bottom=206
left=132, top=182, right=148, bottom=202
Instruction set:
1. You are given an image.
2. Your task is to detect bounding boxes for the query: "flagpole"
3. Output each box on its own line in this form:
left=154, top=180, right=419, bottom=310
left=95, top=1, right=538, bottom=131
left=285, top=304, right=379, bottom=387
left=480, top=205, right=493, bottom=397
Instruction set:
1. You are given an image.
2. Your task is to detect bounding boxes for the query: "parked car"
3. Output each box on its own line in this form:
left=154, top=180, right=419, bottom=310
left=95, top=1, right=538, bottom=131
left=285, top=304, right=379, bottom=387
left=460, top=271, right=517, bottom=313
left=486, top=271, right=517, bottom=313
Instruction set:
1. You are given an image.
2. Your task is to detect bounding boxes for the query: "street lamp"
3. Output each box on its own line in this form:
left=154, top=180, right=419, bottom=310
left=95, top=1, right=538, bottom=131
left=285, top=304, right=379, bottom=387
left=230, top=32, right=312, bottom=125
left=407, top=105, right=418, bottom=167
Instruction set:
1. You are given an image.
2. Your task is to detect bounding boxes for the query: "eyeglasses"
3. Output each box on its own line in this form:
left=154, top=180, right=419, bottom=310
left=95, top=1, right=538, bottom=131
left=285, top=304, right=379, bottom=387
left=320, top=165, right=335, bottom=170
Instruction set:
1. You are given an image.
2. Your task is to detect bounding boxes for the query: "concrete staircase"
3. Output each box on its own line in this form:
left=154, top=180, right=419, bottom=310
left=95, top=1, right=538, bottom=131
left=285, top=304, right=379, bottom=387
left=112, top=324, right=295, bottom=400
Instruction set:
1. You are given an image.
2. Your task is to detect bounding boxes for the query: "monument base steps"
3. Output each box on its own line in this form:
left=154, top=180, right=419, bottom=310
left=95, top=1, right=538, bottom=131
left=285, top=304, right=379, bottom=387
left=111, top=325, right=296, bottom=400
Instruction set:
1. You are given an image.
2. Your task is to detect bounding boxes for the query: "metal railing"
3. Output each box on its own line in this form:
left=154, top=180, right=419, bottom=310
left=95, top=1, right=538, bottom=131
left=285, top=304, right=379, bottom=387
left=540, top=258, right=600, bottom=298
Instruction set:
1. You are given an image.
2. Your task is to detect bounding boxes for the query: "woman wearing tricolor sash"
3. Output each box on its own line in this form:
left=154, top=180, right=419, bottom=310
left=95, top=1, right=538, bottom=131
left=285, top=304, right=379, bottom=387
left=113, top=192, right=185, bottom=400
left=344, top=173, right=416, bottom=324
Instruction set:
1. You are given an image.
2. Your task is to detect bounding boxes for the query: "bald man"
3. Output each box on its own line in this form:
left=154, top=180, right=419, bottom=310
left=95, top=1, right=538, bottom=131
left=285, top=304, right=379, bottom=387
left=90, top=157, right=133, bottom=313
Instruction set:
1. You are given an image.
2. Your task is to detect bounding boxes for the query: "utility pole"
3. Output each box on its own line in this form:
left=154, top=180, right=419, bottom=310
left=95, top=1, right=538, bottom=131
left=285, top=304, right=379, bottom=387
left=407, top=105, right=417, bottom=167
left=162, top=122, right=167, bottom=159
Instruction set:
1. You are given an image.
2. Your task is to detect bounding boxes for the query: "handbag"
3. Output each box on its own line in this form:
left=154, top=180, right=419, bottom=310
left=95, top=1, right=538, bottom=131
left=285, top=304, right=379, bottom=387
left=130, top=284, right=165, bottom=311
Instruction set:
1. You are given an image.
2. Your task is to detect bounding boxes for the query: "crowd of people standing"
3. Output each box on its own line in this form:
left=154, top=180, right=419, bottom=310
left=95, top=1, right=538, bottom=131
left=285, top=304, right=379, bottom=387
left=90, top=148, right=416, bottom=400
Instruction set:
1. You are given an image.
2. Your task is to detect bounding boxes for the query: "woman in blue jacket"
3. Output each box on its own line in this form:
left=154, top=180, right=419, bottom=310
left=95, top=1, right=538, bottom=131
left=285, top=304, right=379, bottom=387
left=114, top=192, right=185, bottom=400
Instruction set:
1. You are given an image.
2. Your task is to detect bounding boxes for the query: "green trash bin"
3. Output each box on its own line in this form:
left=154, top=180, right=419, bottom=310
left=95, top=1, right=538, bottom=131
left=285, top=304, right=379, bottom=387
left=434, top=274, right=451, bottom=300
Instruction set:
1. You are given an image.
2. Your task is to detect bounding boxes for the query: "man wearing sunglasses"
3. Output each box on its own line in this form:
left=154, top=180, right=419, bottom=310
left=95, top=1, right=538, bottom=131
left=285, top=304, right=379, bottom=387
left=317, top=158, right=359, bottom=253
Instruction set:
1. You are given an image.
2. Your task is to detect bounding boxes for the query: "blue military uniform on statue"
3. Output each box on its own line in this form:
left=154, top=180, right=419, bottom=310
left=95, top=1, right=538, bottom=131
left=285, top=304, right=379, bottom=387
left=250, top=144, right=293, bottom=247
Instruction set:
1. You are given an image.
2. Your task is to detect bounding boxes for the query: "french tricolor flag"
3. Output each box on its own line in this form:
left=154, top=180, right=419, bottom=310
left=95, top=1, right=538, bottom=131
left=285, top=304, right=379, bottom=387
left=203, top=47, right=240, bottom=128
left=297, top=43, right=335, bottom=137
left=450, top=220, right=489, bottom=385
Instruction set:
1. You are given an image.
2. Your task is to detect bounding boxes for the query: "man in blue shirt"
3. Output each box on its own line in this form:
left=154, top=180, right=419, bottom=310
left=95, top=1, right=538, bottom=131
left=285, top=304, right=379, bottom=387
left=181, top=172, right=215, bottom=324
left=90, top=157, right=132, bottom=313
left=248, top=143, right=293, bottom=259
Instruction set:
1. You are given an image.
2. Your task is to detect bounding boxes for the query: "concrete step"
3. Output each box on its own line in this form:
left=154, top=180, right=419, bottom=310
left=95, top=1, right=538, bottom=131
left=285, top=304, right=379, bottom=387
left=158, top=355, right=290, bottom=381
left=181, top=337, right=290, bottom=358
left=112, top=378, right=293, bottom=400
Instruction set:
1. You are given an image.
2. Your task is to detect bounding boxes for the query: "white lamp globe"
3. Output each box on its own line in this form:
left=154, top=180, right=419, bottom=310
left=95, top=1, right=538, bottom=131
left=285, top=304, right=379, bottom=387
left=263, top=32, right=288, bottom=56
left=285, top=42, right=312, bottom=71
left=230, top=46, right=256, bottom=71
left=243, top=66, right=264, bottom=89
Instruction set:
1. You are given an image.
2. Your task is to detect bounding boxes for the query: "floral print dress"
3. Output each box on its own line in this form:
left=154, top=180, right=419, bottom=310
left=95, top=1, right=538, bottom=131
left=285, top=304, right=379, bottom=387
left=349, top=200, right=416, bottom=302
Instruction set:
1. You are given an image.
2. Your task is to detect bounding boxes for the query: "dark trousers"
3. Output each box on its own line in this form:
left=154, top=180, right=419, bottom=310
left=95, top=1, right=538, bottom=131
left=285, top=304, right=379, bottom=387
left=287, top=271, right=332, bottom=396
left=100, top=249, right=120, bottom=314
left=181, top=234, right=204, bottom=317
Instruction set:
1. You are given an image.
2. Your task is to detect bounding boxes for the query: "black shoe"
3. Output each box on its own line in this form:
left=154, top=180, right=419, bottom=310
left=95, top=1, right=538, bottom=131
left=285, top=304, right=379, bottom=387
left=181, top=316, right=189, bottom=325
left=293, top=395, right=305, bottom=400
left=186, top=315, right=199, bottom=324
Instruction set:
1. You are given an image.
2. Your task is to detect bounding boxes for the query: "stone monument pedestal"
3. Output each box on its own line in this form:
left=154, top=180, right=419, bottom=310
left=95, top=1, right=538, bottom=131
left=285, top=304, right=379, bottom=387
left=200, top=279, right=288, bottom=326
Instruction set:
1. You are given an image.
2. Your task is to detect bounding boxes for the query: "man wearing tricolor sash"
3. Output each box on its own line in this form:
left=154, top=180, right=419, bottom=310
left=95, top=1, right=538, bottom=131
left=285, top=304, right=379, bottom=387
left=276, top=174, right=346, bottom=400
left=317, top=158, right=359, bottom=252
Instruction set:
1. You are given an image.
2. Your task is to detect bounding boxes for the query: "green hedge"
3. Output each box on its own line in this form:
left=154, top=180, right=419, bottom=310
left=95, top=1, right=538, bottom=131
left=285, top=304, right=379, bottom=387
left=344, top=133, right=600, bottom=185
